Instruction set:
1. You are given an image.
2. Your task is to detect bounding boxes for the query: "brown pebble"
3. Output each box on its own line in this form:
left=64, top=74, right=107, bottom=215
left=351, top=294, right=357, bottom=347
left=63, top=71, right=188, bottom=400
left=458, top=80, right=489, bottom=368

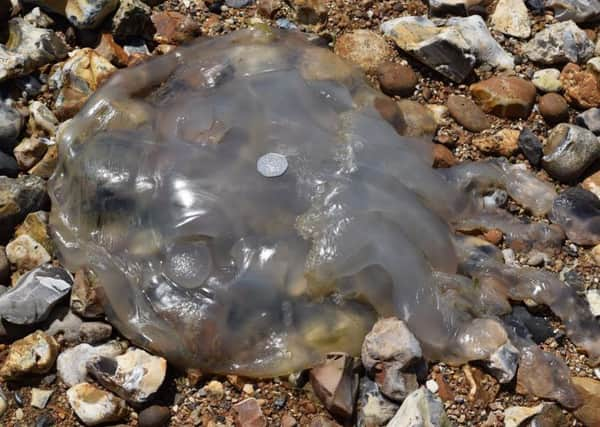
left=376, top=62, right=418, bottom=97
left=560, top=63, right=600, bottom=109
left=538, top=93, right=569, bottom=124
left=139, top=405, right=170, bottom=427
left=447, top=94, right=491, bottom=132
left=433, top=144, right=457, bottom=168
left=334, top=30, right=393, bottom=72
left=470, top=76, right=537, bottom=119
left=483, top=229, right=503, bottom=245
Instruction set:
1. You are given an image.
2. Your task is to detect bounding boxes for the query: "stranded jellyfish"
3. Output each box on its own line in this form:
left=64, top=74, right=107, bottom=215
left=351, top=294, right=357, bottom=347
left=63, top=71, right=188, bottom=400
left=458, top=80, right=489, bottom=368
left=49, top=28, right=600, bottom=378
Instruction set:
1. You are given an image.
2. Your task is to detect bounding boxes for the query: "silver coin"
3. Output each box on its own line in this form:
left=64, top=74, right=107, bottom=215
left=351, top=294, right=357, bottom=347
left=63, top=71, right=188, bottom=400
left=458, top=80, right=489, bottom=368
left=257, top=153, right=288, bottom=178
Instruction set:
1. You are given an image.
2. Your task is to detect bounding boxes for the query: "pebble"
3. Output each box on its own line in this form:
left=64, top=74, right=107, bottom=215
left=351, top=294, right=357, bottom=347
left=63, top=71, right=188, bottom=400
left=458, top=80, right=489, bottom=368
left=545, top=0, right=600, bottom=23
left=470, top=76, right=536, bottom=119
left=538, top=93, right=569, bottom=124
left=29, top=143, right=57, bottom=178
left=0, top=18, right=69, bottom=82
left=524, top=21, right=595, bottom=64
left=204, top=380, right=225, bottom=399
left=26, top=0, right=119, bottom=29
left=94, top=33, right=129, bottom=67
left=15, top=211, right=52, bottom=254
left=0, top=102, right=23, bottom=152
left=0, top=331, right=59, bottom=380
left=356, top=377, right=398, bottom=427
left=333, top=29, right=393, bottom=72
left=586, top=289, right=600, bottom=316
left=6, top=234, right=50, bottom=270
left=575, top=107, right=600, bottom=134
left=257, top=0, right=282, bottom=18
left=0, top=175, right=48, bottom=242
left=51, top=48, right=117, bottom=120
left=138, top=405, right=171, bottom=427
left=518, top=128, right=543, bottom=166
left=447, top=95, right=491, bottom=132
left=13, top=137, right=48, bottom=170
left=490, top=0, right=531, bottom=38
left=504, top=404, right=544, bottom=427
left=293, top=0, right=328, bottom=25
left=592, top=244, right=600, bottom=265
left=0, top=264, right=72, bottom=325
left=87, top=348, right=167, bottom=404
left=309, top=353, right=357, bottom=420
left=472, top=128, right=520, bottom=157
left=542, top=123, right=600, bottom=182
left=425, top=379, right=439, bottom=394
left=57, top=341, right=128, bottom=387
left=432, top=144, right=457, bottom=168
left=381, top=15, right=513, bottom=83
left=79, top=321, right=113, bottom=344
left=233, top=398, right=267, bottom=427
left=67, top=383, right=128, bottom=426
left=582, top=173, right=600, bottom=201
left=532, top=68, right=562, bottom=92
left=151, top=11, right=201, bottom=45
left=30, top=388, right=53, bottom=409
left=376, top=62, right=418, bottom=98
left=560, top=63, right=600, bottom=109
left=549, top=187, right=600, bottom=245
left=572, top=377, right=600, bottom=427
left=111, top=0, right=154, bottom=41
left=396, top=99, right=438, bottom=137
left=71, top=269, right=105, bottom=319
left=387, top=387, right=450, bottom=427
left=28, top=101, right=58, bottom=136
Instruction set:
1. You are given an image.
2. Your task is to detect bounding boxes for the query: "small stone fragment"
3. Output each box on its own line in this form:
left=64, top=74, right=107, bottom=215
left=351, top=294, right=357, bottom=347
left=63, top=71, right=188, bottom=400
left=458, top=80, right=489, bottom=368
left=233, top=398, right=267, bottom=427
left=571, top=376, right=600, bottom=426
left=532, top=68, right=563, bottom=92
left=560, top=63, right=600, bottom=109
left=542, top=123, right=600, bottom=182
left=490, top=0, right=531, bottom=39
left=28, top=101, right=58, bottom=136
left=524, top=21, right=594, bottom=65
left=0, top=264, right=72, bottom=324
left=24, top=0, right=119, bottom=29
left=396, top=99, right=438, bottom=137
left=50, top=49, right=117, bottom=120
left=15, top=211, right=53, bottom=255
left=516, top=346, right=581, bottom=408
left=13, top=137, right=48, bottom=171
left=362, top=318, right=422, bottom=373
left=356, top=377, right=399, bottom=427
left=586, top=289, right=600, bottom=316
left=30, top=388, right=53, bottom=409
left=575, top=107, right=600, bottom=134
left=29, top=144, right=58, bottom=179
left=583, top=170, right=600, bottom=198
left=538, top=93, right=569, bottom=124
left=6, top=234, right=50, bottom=271
left=0, top=331, right=59, bottom=380
left=433, top=144, right=457, bottom=168
left=94, top=33, right=129, bottom=67
left=470, top=76, right=536, bottom=119
left=447, top=95, right=491, bottom=132
left=518, top=128, right=543, bottom=166
left=71, top=269, right=105, bottom=319
left=139, top=405, right=171, bottom=427
left=0, top=102, right=24, bottom=152
left=67, top=383, right=128, bottom=426
left=57, top=341, right=128, bottom=387
left=503, top=404, right=544, bottom=427
left=151, top=11, right=201, bottom=45
left=386, top=387, right=450, bottom=427
left=545, top=0, right=600, bottom=23
left=484, top=341, right=519, bottom=383
left=112, top=0, right=155, bottom=41
left=472, top=129, right=520, bottom=157
left=381, top=15, right=514, bottom=83
left=204, top=380, right=225, bottom=399
left=376, top=63, right=418, bottom=98
left=0, top=18, right=69, bottom=82
left=549, top=187, right=600, bottom=245
left=428, top=0, right=486, bottom=15
left=79, top=322, right=113, bottom=344
left=334, top=30, right=393, bottom=73
left=310, top=353, right=358, bottom=420
left=87, top=348, right=167, bottom=404
left=46, top=309, right=83, bottom=343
